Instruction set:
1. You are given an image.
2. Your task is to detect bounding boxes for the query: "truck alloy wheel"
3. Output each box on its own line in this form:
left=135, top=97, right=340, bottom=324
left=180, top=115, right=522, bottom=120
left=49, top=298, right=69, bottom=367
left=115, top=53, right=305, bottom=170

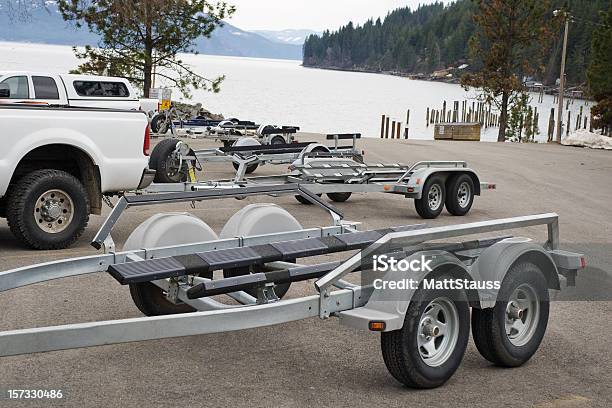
left=34, top=189, right=74, bottom=233
left=381, top=281, right=469, bottom=388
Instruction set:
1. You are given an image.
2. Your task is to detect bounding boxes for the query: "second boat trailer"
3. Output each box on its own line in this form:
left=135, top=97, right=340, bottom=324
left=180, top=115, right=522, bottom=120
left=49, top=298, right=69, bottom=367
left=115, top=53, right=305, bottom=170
left=146, top=133, right=496, bottom=219
left=0, top=186, right=585, bottom=389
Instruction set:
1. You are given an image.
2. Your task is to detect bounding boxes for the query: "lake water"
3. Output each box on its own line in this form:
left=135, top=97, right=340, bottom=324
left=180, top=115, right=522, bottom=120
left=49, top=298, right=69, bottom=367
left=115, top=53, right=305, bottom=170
left=1, top=41, right=593, bottom=142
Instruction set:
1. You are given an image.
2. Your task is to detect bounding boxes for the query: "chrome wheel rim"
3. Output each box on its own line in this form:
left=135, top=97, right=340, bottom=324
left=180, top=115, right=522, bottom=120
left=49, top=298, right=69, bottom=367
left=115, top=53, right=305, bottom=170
left=505, top=283, right=540, bottom=346
left=418, top=297, right=460, bottom=367
left=428, top=184, right=443, bottom=211
left=34, top=189, right=74, bottom=234
left=457, top=181, right=472, bottom=208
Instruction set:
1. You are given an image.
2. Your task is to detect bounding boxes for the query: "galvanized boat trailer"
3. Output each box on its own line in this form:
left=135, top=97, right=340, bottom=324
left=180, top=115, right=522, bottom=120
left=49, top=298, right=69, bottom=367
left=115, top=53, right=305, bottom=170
left=0, top=186, right=585, bottom=389
left=146, top=133, right=496, bottom=219
left=150, top=133, right=363, bottom=179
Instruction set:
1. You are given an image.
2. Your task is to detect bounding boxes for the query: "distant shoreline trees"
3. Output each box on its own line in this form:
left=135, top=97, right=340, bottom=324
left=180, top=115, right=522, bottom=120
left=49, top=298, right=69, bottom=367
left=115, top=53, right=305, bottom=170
left=303, top=0, right=609, bottom=88
left=587, top=4, right=612, bottom=135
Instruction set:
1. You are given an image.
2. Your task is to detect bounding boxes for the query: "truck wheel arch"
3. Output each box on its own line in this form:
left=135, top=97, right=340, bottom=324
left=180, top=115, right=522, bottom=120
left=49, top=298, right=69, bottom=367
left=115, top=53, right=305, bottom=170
left=9, top=144, right=102, bottom=215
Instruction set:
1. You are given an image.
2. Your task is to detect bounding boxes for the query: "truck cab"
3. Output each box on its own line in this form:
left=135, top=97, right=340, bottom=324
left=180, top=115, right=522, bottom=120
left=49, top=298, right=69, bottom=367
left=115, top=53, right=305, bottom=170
left=0, top=72, right=140, bottom=110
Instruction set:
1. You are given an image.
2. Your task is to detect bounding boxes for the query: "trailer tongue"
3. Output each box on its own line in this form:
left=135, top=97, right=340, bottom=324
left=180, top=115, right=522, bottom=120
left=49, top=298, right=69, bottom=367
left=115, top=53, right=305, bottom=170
left=0, top=188, right=585, bottom=389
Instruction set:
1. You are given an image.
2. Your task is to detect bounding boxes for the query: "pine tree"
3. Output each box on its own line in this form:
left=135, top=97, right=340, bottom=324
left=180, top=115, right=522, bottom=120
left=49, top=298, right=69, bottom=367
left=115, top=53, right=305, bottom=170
left=56, top=0, right=235, bottom=97
left=587, top=4, right=612, bottom=135
left=461, top=0, right=554, bottom=142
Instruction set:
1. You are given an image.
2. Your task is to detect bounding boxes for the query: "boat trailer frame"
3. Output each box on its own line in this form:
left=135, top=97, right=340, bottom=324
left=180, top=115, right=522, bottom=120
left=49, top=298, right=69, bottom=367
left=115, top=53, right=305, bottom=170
left=0, top=182, right=584, bottom=358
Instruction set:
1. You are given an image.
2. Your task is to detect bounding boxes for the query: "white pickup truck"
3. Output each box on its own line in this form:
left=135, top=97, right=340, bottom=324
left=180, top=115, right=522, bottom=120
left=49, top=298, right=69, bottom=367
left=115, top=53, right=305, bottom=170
left=0, top=104, right=154, bottom=250
left=0, top=72, right=140, bottom=109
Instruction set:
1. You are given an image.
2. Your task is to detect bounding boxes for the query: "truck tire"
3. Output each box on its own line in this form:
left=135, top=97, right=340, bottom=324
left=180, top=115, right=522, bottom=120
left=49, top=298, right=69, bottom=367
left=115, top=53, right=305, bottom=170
left=445, top=174, right=475, bottom=216
left=150, top=138, right=189, bottom=183
left=414, top=175, right=446, bottom=219
left=381, top=280, right=470, bottom=389
left=471, top=262, right=549, bottom=367
left=6, top=169, right=90, bottom=250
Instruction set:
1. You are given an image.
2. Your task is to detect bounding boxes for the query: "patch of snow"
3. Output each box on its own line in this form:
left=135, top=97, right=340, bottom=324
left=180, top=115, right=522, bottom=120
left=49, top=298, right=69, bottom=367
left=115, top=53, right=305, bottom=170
left=562, top=129, right=612, bottom=150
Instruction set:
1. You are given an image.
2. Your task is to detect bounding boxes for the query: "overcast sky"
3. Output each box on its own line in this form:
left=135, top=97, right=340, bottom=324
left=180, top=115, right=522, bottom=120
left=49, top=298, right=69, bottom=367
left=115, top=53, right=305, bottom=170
left=227, top=0, right=452, bottom=31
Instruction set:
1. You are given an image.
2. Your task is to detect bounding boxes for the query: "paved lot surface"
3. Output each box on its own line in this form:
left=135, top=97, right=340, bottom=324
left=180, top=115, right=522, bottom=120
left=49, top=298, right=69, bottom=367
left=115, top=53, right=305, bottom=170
left=0, top=135, right=611, bottom=407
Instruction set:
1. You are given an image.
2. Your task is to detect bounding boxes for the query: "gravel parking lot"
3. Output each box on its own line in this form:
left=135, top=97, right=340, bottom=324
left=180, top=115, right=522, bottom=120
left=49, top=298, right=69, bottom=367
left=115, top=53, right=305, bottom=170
left=0, top=136, right=610, bottom=407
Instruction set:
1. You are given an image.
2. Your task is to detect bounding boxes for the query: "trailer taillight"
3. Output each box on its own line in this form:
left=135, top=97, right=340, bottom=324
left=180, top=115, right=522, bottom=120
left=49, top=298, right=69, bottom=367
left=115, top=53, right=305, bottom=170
left=369, top=321, right=386, bottom=332
left=580, top=257, right=587, bottom=269
left=143, top=125, right=151, bottom=156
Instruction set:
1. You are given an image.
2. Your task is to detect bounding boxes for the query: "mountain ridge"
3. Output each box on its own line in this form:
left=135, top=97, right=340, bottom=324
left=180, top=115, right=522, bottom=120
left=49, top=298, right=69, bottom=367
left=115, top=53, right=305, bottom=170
left=0, top=3, right=303, bottom=60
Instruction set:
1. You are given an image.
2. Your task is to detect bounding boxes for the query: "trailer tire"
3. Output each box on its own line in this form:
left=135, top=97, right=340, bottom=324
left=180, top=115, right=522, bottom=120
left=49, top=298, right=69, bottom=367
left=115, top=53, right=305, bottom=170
left=471, top=262, right=549, bottom=367
left=150, top=139, right=189, bottom=183
left=129, top=282, right=196, bottom=316
left=295, top=194, right=322, bottom=205
left=270, top=135, right=286, bottom=145
left=381, top=280, right=469, bottom=389
left=124, top=213, right=219, bottom=316
left=151, top=113, right=170, bottom=134
left=6, top=169, right=89, bottom=250
left=327, top=192, right=352, bottom=202
left=232, top=161, right=259, bottom=174
left=414, top=175, right=446, bottom=219
left=445, top=174, right=474, bottom=216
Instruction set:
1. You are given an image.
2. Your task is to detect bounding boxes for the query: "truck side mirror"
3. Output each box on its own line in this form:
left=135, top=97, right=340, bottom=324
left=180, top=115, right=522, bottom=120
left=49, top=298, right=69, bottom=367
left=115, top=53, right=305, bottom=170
left=0, top=88, right=10, bottom=98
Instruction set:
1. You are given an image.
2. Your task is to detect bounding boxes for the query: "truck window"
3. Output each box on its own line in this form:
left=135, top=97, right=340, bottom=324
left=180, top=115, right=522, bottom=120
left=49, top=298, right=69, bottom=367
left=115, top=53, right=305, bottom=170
left=0, top=76, right=29, bottom=99
left=32, top=76, right=60, bottom=99
left=72, top=81, right=130, bottom=98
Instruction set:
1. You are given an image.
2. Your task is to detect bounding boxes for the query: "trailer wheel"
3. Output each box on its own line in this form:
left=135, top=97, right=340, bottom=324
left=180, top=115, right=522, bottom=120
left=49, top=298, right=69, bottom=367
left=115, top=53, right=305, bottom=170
left=151, top=113, right=170, bottom=134
left=6, top=170, right=89, bottom=250
left=414, top=175, right=446, bottom=219
left=150, top=139, right=189, bottom=183
left=445, top=174, right=474, bottom=216
left=381, top=281, right=469, bottom=389
left=232, top=161, right=259, bottom=174
left=295, top=194, right=322, bottom=205
left=220, top=204, right=303, bottom=299
left=327, top=192, right=352, bottom=202
left=471, top=262, right=549, bottom=367
left=270, top=135, right=286, bottom=145
left=130, top=282, right=196, bottom=316
left=124, top=213, right=219, bottom=316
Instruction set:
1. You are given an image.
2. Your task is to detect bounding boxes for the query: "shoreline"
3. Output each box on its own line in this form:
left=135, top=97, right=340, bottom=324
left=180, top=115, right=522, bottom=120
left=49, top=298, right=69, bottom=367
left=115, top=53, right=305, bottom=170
left=301, top=63, right=593, bottom=101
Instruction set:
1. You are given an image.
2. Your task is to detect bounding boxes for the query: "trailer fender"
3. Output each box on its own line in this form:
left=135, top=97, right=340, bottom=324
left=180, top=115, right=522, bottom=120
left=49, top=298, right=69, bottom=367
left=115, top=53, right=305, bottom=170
left=220, top=203, right=302, bottom=238
left=232, top=137, right=261, bottom=148
left=338, top=250, right=475, bottom=332
left=407, top=168, right=481, bottom=199
left=124, top=212, right=218, bottom=252
left=471, top=238, right=560, bottom=309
